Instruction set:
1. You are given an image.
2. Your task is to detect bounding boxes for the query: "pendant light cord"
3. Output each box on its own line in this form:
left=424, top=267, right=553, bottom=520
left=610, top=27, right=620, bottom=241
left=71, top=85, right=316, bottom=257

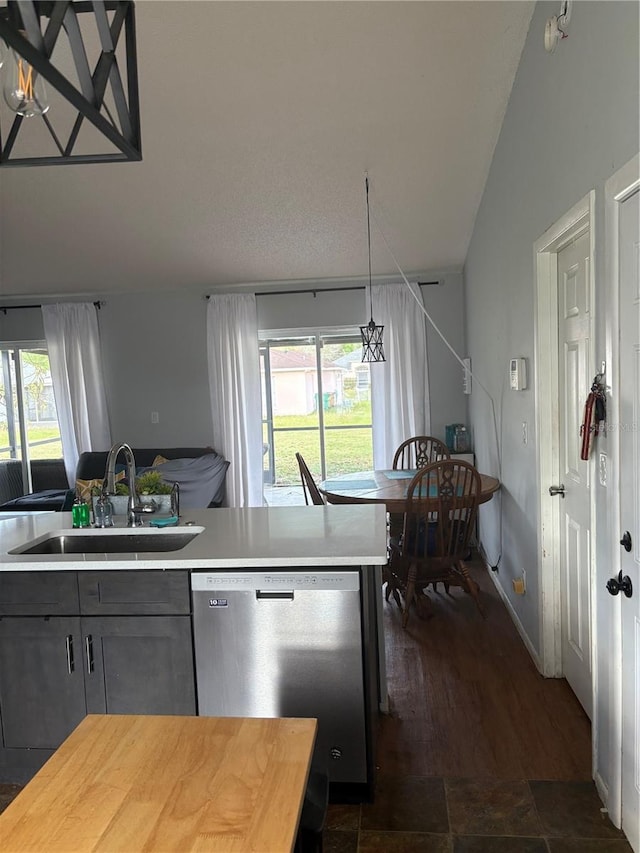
left=368, top=179, right=503, bottom=571
left=365, top=175, right=374, bottom=324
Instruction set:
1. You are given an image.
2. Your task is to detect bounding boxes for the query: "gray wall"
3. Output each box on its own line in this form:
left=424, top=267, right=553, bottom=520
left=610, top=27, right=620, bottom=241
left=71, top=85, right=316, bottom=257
left=97, top=294, right=214, bottom=447
left=421, top=274, right=469, bottom=441
left=0, top=308, right=45, bottom=342
left=464, top=0, right=639, bottom=796
left=0, top=276, right=468, bottom=450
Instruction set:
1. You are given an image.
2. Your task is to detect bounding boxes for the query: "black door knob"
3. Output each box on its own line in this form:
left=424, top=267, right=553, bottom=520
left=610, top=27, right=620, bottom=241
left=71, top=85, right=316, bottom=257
left=619, top=575, right=633, bottom=598
left=620, top=531, right=632, bottom=552
left=606, top=571, right=633, bottom=598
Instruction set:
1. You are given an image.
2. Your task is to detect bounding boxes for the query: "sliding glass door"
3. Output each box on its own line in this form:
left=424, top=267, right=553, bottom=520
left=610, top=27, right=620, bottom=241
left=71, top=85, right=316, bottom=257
left=261, top=333, right=373, bottom=493
left=0, top=343, right=62, bottom=492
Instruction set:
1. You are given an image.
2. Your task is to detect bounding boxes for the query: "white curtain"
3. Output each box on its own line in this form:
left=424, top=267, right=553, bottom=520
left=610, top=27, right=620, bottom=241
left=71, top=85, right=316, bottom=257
left=370, top=282, right=431, bottom=468
left=42, top=303, right=112, bottom=486
left=206, top=293, right=263, bottom=507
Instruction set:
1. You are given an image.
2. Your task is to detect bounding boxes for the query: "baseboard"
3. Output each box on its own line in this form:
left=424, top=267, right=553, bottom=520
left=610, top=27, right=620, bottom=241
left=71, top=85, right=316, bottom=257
left=477, top=546, right=543, bottom=674
left=593, top=770, right=617, bottom=826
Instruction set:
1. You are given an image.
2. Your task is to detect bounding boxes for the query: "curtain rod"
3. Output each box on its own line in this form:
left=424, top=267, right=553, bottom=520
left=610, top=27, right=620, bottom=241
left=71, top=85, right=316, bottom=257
left=0, top=301, right=103, bottom=314
left=207, top=282, right=439, bottom=299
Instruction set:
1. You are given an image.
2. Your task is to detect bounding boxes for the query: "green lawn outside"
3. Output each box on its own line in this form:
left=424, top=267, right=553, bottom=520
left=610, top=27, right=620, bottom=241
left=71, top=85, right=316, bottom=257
left=0, top=425, right=62, bottom=461
left=265, top=402, right=374, bottom=484
left=2, top=409, right=372, bottom=484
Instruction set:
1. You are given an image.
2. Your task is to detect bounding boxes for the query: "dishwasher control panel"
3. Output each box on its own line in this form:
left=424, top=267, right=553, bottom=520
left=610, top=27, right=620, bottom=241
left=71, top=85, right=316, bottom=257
left=191, top=570, right=360, bottom=592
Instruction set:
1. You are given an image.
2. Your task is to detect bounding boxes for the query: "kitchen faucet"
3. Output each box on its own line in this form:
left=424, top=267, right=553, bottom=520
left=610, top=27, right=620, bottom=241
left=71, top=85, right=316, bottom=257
left=104, top=442, right=147, bottom=527
left=170, top=481, right=180, bottom=518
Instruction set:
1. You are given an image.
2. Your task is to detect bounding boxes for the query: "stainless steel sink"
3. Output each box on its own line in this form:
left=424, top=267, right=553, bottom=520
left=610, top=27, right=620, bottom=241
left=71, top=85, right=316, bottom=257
left=9, top=527, right=204, bottom=555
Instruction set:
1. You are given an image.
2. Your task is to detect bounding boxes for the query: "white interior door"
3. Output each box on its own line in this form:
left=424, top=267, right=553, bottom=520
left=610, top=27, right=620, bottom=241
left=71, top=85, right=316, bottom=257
left=557, top=231, right=593, bottom=718
left=619, top=184, right=639, bottom=853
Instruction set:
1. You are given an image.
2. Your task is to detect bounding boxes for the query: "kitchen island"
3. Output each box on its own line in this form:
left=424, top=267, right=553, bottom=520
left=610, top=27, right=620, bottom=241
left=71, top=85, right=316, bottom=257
left=0, top=504, right=387, bottom=570
left=0, top=714, right=318, bottom=853
left=0, top=505, right=388, bottom=798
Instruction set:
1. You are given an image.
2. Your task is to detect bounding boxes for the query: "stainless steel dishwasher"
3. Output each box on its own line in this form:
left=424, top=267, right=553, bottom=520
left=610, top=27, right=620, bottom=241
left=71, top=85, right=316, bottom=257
left=191, top=569, right=374, bottom=792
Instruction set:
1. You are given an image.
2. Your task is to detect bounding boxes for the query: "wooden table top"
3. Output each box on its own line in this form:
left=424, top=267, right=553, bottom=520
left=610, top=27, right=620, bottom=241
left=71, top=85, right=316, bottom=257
left=319, top=469, right=501, bottom=513
left=0, top=714, right=317, bottom=853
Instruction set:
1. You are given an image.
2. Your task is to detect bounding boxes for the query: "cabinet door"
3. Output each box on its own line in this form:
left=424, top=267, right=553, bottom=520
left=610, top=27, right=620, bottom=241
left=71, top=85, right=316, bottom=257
left=0, top=572, right=79, bottom=615
left=0, top=617, right=86, bottom=749
left=82, top=616, right=195, bottom=715
left=78, top=571, right=190, bottom=615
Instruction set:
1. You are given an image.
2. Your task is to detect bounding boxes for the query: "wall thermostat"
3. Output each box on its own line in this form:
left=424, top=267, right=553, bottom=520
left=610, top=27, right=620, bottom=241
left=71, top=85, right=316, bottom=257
left=510, top=358, right=527, bottom=391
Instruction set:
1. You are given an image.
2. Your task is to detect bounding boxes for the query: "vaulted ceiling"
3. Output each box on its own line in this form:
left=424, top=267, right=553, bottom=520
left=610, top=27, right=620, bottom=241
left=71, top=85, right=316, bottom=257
left=0, top=1, right=535, bottom=300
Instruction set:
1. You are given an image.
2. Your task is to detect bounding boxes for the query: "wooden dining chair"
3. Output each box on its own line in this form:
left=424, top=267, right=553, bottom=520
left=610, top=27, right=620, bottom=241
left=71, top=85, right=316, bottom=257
left=386, top=436, right=452, bottom=585
left=295, top=453, right=325, bottom=506
left=392, top=436, right=450, bottom=470
left=388, top=458, right=484, bottom=627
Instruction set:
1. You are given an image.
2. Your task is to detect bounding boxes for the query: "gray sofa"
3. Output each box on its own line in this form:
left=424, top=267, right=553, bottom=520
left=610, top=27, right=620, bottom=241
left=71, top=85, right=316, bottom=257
left=75, top=447, right=229, bottom=509
left=0, top=458, right=70, bottom=510
left=0, top=447, right=229, bottom=512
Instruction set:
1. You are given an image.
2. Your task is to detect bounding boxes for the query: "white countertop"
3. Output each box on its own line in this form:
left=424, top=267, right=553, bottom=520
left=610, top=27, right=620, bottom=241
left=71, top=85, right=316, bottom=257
left=0, top=505, right=388, bottom=571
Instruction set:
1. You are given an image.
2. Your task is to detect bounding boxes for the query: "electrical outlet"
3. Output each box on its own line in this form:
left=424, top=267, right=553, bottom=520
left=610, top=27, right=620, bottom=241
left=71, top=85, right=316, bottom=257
left=151, top=411, right=159, bottom=424
left=512, top=569, right=526, bottom=595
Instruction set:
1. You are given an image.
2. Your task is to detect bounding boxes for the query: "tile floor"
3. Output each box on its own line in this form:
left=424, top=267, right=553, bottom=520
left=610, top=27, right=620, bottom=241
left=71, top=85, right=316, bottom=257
left=0, top=778, right=631, bottom=852
left=0, top=783, right=21, bottom=815
left=324, top=778, right=633, bottom=852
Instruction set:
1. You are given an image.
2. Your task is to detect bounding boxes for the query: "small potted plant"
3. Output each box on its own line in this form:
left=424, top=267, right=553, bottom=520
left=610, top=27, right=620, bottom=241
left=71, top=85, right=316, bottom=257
left=94, top=470, right=173, bottom=515
left=135, top=470, right=172, bottom=497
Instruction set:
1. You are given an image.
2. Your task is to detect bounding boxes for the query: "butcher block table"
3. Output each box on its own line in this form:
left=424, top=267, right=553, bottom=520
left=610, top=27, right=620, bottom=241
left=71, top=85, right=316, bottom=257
left=0, top=714, right=318, bottom=853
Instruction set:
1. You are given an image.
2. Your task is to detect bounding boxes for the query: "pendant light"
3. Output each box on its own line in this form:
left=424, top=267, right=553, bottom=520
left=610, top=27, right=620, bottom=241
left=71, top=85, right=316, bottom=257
left=360, top=176, right=386, bottom=363
left=2, top=31, right=49, bottom=117
left=0, top=1, right=141, bottom=167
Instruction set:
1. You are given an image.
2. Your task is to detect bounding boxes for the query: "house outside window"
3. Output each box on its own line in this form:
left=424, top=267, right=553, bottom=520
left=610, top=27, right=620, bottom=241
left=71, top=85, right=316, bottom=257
left=260, top=330, right=373, bottom=501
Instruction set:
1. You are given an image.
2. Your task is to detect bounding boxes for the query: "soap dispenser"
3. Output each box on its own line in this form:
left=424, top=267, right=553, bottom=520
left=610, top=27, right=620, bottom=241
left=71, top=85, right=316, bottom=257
left=72, top=493, right=91, bottom=528
left=94, top=490, right=114, bottom=528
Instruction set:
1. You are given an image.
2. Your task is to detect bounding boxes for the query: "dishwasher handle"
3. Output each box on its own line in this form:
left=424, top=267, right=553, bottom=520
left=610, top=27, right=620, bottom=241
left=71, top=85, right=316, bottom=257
left=255, top=590, right=294, bottom=600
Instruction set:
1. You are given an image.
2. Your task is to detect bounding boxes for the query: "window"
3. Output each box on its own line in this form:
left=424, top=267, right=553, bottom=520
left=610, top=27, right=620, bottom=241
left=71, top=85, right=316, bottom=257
left=260, top=331, right=373, bottom=502
left=0, top=343, right=62, bottom=491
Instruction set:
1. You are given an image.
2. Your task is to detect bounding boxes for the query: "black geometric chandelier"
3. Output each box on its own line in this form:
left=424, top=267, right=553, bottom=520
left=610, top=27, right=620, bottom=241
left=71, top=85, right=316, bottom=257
left=360, top=175, right=385, bottom=363
left=0, top=1, right=141, bottom=167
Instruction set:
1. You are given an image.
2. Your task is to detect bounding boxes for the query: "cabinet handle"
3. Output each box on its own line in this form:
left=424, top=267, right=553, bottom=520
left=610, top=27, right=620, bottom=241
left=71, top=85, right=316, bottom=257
left=85, top=634, right=94, bottom=674
left=65, top=635, right=75, bottom=674
left=256, top=590, right=295, bottom=600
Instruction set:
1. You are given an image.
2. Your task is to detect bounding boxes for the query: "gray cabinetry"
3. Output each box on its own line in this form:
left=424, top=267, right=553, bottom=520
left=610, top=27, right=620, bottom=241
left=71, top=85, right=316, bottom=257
left=83, top=615, right=195, bottom=715
left=0, top=570, right=194, bottom=782
left=0, top=616, right=86, bottom=750
left=0, top=571, right=79, bottom=615
left=78, top=570, right=190, bottom=615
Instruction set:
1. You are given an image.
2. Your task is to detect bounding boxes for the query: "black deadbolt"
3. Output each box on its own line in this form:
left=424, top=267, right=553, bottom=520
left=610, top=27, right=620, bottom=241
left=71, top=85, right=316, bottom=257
left=606, top=576, right=620, bottom=595
left=620, top=531, right=632, bottom=552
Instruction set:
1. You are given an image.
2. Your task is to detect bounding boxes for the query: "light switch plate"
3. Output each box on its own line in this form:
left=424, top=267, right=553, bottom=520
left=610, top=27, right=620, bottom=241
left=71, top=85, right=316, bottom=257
left=599, top=452, right=607, bottom=487
left=462, top=357, right=472, bottom=395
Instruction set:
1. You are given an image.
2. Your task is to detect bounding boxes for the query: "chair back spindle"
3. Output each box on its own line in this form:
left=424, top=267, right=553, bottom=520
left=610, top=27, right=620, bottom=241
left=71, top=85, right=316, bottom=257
left=295, top=453, right=325, bottom=506
left=392, top=436, right=450, bottom=471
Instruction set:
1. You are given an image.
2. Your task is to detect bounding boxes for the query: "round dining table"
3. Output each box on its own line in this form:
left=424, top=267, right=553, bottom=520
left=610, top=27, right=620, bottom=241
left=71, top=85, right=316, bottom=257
left=319, top=469, right=501, bottom=513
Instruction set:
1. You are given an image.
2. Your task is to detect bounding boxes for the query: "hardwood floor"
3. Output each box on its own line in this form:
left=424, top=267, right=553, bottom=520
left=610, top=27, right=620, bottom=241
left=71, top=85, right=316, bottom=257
left=321, top=556, right=633, bottom=852
left=376, top=555, right=592, bottom=781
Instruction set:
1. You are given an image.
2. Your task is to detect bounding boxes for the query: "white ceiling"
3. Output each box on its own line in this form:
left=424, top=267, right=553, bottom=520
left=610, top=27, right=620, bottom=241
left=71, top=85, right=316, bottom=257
left=0, top=1, right=535, bottom=300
